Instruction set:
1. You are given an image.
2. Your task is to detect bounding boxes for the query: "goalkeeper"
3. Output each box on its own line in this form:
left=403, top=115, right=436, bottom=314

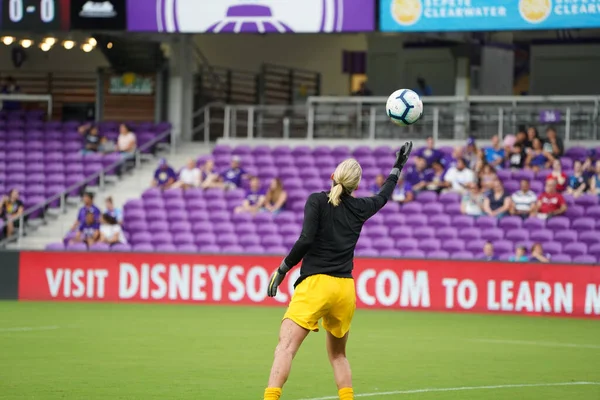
left=263, top=142, right=414, bottom=400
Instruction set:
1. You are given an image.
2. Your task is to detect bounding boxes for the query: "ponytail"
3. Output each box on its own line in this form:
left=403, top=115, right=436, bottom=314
left=328, top=183, right=344, bottom=207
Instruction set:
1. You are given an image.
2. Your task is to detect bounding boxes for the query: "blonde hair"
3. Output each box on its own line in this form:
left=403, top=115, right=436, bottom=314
left=328, top=159, right=362, bottom=207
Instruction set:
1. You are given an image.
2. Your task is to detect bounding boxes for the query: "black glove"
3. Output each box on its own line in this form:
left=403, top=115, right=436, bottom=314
left=391, top=141, right=413, bottom=176
left=267, top=260, right=291, bottom=297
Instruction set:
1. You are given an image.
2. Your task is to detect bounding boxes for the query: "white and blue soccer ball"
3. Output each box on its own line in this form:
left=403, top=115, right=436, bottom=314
left=386, top=89, right=423, bottom=126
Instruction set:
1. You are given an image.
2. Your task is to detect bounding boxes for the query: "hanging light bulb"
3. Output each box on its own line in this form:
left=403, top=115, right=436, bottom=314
left=81, top=43, right=93, bottom=52
left=88, top=37, right=97, bottom=47
left=20, top=39, right=33, bottom=48
left=107, top=42, right=113, bottom=49
left=63, top=40, right=75, bottom=50
left=40, top=42, right=52, bottom=52
left=1, top=36, right=15, bottom=45
left=44, top=37, right=57, bottom=46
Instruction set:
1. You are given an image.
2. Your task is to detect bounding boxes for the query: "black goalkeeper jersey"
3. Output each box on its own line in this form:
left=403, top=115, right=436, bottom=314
left=284, top=173, right=398, bottom=287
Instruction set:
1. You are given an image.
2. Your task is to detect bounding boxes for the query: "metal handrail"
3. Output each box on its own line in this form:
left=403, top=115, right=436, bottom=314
left=1, top=128, right=172, bottom=247
left=0, top=94, right=53, bottom=119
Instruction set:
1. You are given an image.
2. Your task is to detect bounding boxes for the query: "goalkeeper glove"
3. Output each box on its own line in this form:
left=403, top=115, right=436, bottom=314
left=267, top=260, right=291, bottom=297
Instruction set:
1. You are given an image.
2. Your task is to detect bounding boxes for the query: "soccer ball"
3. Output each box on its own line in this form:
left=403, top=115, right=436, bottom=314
left=386, top=89, right=423, bottom=126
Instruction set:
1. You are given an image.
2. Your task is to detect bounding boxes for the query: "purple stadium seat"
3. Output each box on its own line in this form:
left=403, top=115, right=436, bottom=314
left=550, top=254, right=572, bottom=263
left=476, top=216, right=498, bottom=229
left=262, top=235, right=283, bottom=247
left=45, top=243, right=65, bottom=250
left=235, top=223, right=256, bottom=235
left=546, top=216, right=570, bottom=231
left=195, top=232, right=217, bottom=246
left=405, top=214, right=427, bottom=227
left=396, top=238, right=418, bottom=251
left=563, top=243, right=587, bottom=257
left=370, top=237, right=393, bottom=251
left=492, top=240, right=513, bottom=254
left=466, top=239, right=487, bottom=253
left=89, top=243, right=111, bottom=252
left=586, top=205, right=600, bottom=219
left=245, top=245, right=266, bottom=254
left=572, top=218, right=594, bottom=231
left=460, top=228, right=481, bottom=241
left=572, top=255, right=597, bottom=264
left=441, top=239, right=465, bottom=252
left=380, top=249, right=402, bottom=258
left=481, top=228, right=503, bottom=242
left=529, top=229, right=553, bottom=242
left=428, top=250, right=450, bottom=259
left=67, top=243, right=88, bottom=251
left=523, top=218, right=545, bottom=231
left=198, top=244, right=220, bottom=253
left=384, top=214, right=406, bottom=227
left=499, top=216, right=523, bottom=230
left=438, top=192, right=460, bottom=204
left=365, top=225, right=389, bottom=239
left=356, top=248, right=379, bottom=257
left=554, top=230, right=577, bottom=244
left=404, top=249, right=426, bottom=258
left=565, top=205, right=585, bottom=219
left=400, top=202, right=422, bottom=214
left=188, top=211, right=210, bottom=224
left=579, top=231, right=600, bottom=246
left=428, top=214, right=451, bottom=228
left=217, top=234, right=238, bottom=246
left=313, top=146, right=331, bottom=157
left=436, top=227, right=458, bottom=240
left=543, top=242, right=563, bottom=256
left=419, top=239, right=441, bottom=252
left=506, top=229, right=529, bottom=243
left=155, top=244, right=177, bottom=252
left=416, top=191, right=438, bottom=203
left=222, top=245, right=244, bottom=254
left=173, top=233, right=195, bottom=246
left=390, top=226, right=412, bottom=240
left=412, top=227, right=435, bottom=240
left=257, top=224, right=278, bottom=235
left=291, top=146, right=311, bottom=157
left=452, top=215, right=474, bottom=228
left=451, top=251, right=474, bottom=260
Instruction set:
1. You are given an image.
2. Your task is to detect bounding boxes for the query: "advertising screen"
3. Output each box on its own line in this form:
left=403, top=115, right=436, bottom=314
left=0, top=0, right=71, bottom=31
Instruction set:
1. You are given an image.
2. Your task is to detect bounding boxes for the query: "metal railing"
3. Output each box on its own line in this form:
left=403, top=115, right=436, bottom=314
left=0, top=94, right=53, bottom=118
left=198, top=95, right=600, bottom=142
left=1, top=128, right=173, bottom=248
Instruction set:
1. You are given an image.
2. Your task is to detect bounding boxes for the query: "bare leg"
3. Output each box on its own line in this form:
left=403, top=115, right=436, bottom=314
left=5, top=220, right=13, bottom=237
left=326, top=331, right=352, bottom=390
left=267, top=318, right=310, bottom=388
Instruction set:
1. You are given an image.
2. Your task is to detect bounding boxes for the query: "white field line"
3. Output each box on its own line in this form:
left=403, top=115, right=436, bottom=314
left=297, top=382, right=600, bottom=400
left=470, top=338, right=600, bottom=350
left=0, top=325, right=59, bottom=332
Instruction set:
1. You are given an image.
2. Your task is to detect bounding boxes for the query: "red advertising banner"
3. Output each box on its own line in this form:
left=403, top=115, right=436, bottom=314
left=18, top=251, right=600, bottom=318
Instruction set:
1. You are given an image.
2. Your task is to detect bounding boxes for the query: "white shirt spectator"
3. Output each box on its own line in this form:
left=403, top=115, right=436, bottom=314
left=444, top=163, right=475, bottom=193
left=178, top=166, right=201, bottom=186
left=100, top=224, right=127, bottom=244
left=117, top=132, right=137, bottom=153
left=511, top=189, right=537, bottom=212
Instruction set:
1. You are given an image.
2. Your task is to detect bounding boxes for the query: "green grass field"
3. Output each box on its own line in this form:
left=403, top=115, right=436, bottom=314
left=0, top=302, right=599, bottom=400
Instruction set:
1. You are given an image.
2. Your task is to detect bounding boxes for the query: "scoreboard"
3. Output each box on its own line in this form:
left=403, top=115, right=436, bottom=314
left=0, top=0, right=71, bottom=31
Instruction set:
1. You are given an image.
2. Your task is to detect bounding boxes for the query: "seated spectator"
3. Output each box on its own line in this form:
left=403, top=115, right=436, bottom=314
left=588, top=160, right=600, bottom=196
left=543, top=126, right=564, bottom=159
left=117, top=124, right=137, bottom=155
left=531, top=179, right=567, bottom=220
left=71, top=211, right=100, bottom=247
left=104, top=196, right=123, bottom=224
left=460, top=137, right=479, bottom=170
left=415, top=136, right=443, bottom=167
left=509, top=245, right=529, bottom=262
left=404, top=156, right=433, bottom=192
left=484, top=134, right=505, bottom=169
left=526, top=137, right=554, bottom=171
left=0, top=189, right=24, bottom=238
left=482, top=179, right=511, bottom=218
left=529, top=243, right=550, bottom=263
left=263, top=178, right=288, bottom=214
left=199, top=159, right=219, bottom=189
left=173, top=159, right=202, bottom=190
left=370, top=174, right=385, bottom=195
left=567, top=160, right=588, bottom=198
left=208, top=156, right=247, bottom=190
left=526, top=126, right=540, bottom=151
left=235, top=177, right=265, bottom=214
left=546, top=159, right=568, bottom=192
left=426, top=160, right=449, bottom=193
left=444, top=158, right=475, bottom=193
left=508, top=142, right=526, bottom=170
left=392, top=175, right=414, bottom=204
left=478, top=164, right=497, bottom=193
left=582, top=149, right=597, bottom=179
left=78, top=124, right=106, bottom=154
left=71, top=192, right=100, bottom=231
left=510, top=179, right=537, bottom=219
left=152, top=159, right=177, bottom=190
left=482, top=241, right=498, bottom=261
left=460, top=182, right=484, bottom=217
left=99, top=213, right=127, bottom=245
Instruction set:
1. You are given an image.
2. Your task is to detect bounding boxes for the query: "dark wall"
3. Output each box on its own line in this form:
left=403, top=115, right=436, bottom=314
left=0, top=251, right=19, bottom=300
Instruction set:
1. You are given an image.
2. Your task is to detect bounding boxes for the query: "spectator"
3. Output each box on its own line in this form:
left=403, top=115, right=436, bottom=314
left=582, top=149, right=597, bottom=179
left=510, top=179, right=537, bottom=219
left=473, top=150, right=487, bottom=174
left=478, top=164, right=497, bottom=193
left=482, top=179, right=511, bottom=218
left=460, top=182, right=484, bottom=217
left=199, top=159, right=219, bottom=189
left=482, top=241, right=498, bottom=261
left=99, top=213, right=127, bottom=245
left=173, top=159, right=202, bottom=190
left=444, top=158, right=475, bottom=193
left=525, top=126, right=539, bottom=150
left=405, top=156, right=433, bottom=192
left=78, top=124, right=106, bottom=154
left=216, top=156, right=247, bottom=190
left=263, top=178, right=288, bottom=214
left=117, top=123, right=137, bottom=155
left=484, top=134, right=505, bottom=169
left=509, top=245, right=529, bottom=262
left=151, top=158, right=177, bottom=190
left=415, top=77, right=432, bottom=96
left=508, top=142, right=526, bottom=170
left=104, top=196, right=123, bottom=224
left=514, top=127, right=528, bottom=148
left=415, top=136, right=443, bottom=167
left=567, top=160, right=588, bottom=198
left=391, top=175, right=414, bottom=204
left=426, top=160, right=449, bottom=193
left=71, top=192, right=100, bottom=231
left=235, top=177, right=265, bottom=214
left=525, top=137, right=554, bottom=171
left=588, top=160, right=600, bottom=196
left=531, top=179, right=567, bottom=220
left=1, top=76, right=20, bottom=111
left=370, top=174, right=385, bottom=195
left=546, top=159, right=568, bottom=192
left=352, top=81, right=372, bottom=96
left=0, top=189, right=24, bottom=238
left=543, top=126, right=564, bottom=159
left=71, top=211, right=100, bottom=247
left=461, top=137, right=479, bottom=170
left=529, top=243, right=550, bottom=263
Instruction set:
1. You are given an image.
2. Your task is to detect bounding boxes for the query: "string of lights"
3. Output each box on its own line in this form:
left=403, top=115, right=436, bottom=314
left=0, top=36, right=112, bottom=52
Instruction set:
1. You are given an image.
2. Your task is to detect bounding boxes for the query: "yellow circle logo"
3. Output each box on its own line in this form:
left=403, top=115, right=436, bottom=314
left=519, top=0, right=552, bottom=24
left=391, top=0, right=422, bottom=26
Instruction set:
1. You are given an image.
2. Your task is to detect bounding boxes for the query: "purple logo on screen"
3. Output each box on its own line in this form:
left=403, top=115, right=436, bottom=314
left=206, top=4, right=294, bottom=33
left=539, top=110, right=561, bottom=123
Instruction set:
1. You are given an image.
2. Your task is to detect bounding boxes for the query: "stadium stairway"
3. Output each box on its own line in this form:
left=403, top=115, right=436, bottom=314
left=9, top=142, right=211, bottom=250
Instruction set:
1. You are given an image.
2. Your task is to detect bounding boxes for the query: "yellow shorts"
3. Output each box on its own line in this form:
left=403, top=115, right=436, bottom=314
left=283, top=274, right=356, bottom=338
